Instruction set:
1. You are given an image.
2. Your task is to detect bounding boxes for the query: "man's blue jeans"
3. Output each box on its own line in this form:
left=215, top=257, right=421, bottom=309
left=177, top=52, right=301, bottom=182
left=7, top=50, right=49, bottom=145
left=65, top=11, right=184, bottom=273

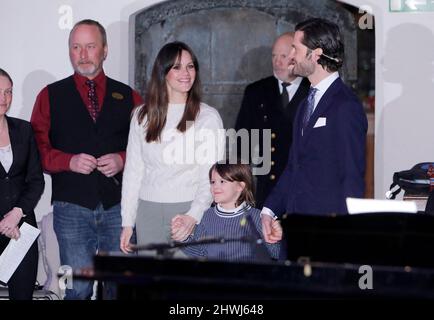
left=53, top=201, right=121, bottom=300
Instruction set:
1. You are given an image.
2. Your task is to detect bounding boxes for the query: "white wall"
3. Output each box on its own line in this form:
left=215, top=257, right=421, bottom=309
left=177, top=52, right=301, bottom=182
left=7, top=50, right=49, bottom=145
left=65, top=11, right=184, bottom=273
left=340, top=0, right=434, bottom=199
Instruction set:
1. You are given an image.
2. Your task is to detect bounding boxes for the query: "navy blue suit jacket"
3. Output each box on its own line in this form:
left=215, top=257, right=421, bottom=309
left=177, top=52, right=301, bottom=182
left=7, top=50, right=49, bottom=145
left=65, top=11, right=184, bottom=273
left=264, top=77, right=367, bottom=216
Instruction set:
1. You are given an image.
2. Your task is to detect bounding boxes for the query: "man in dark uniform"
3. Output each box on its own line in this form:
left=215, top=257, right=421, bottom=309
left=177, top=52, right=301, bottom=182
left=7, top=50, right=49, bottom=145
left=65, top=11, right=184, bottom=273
left=235, top=32, right=310, bottom=208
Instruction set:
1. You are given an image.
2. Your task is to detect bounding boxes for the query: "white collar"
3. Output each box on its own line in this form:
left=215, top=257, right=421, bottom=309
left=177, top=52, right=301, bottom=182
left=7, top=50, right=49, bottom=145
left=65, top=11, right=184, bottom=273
left=214, top=202, right=251, bottom=218
left=312, top=72, right=339, bottom=94
left=276, top=76, right=303, bottom=91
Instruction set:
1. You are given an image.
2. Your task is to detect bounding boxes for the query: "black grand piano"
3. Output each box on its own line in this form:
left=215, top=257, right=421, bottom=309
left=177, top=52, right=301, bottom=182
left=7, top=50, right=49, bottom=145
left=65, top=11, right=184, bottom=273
left=90, top=213, right=434, bottom=299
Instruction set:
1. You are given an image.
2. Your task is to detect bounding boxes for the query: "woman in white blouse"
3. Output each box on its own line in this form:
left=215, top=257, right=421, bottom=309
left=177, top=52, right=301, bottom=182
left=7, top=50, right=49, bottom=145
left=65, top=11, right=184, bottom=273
left=120, top=42, right=225, bottom=255
left=0, top=68, right=44, bottom=299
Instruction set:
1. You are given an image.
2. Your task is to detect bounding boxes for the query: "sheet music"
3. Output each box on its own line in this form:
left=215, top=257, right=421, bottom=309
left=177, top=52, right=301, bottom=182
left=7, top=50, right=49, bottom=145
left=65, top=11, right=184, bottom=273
left=346, top=197, right=418, bottom=214
left=0, top=222, right=40, bottom=283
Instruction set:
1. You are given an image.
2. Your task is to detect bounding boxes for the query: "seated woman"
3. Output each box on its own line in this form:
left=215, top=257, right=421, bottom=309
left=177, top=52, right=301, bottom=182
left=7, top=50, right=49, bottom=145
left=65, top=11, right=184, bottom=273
left=0, top=68, right=44, bottom=300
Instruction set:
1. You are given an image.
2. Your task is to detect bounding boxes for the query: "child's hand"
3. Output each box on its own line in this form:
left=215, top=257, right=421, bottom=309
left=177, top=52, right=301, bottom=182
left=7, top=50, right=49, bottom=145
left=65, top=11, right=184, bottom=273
left=171, top=214, right=197, bottom=241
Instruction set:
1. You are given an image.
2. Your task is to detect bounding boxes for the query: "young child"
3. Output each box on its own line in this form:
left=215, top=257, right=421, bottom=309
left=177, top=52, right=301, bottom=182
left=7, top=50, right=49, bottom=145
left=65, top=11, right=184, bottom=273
left=178, top=161, right=281, bottom=262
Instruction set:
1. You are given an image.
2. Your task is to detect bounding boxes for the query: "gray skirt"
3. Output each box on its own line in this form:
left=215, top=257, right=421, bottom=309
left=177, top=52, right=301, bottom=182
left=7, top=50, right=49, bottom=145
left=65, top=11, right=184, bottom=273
left=135, top=199, right=192, bottom=257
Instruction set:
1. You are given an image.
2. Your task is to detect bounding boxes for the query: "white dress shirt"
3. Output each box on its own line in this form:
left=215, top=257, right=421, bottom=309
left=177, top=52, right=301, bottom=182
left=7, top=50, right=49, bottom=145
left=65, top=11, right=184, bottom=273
left=277, top=76, right=303, bottom=103
left=0, top=144, right=13, bottom=173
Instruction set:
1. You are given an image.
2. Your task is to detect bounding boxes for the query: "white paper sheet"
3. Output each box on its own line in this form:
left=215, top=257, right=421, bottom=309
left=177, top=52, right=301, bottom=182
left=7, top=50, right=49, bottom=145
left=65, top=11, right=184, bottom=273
left=0, top=222, right=40, bottom=283
left=346, top=197, right=418, bottom=214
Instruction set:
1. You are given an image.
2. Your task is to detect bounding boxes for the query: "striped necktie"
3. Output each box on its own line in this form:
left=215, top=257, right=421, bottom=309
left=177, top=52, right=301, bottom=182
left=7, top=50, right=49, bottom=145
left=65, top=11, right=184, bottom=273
left=303, top=87, right=318, bottom=129
left=86, top=79, right=99, bottom=122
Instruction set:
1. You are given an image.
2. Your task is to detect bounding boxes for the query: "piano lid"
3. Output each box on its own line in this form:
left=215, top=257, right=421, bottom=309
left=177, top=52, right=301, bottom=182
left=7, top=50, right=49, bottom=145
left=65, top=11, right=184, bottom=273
left=281, top=212, right=434, bottom=268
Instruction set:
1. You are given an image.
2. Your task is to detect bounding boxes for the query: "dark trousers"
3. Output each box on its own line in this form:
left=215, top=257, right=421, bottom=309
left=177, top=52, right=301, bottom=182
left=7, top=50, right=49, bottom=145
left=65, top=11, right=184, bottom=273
left=0, top=237, right=38, bottom=300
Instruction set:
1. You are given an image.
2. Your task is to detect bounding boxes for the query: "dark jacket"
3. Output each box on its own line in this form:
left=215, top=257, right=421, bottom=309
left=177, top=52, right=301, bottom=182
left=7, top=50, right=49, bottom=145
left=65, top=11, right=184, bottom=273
left=235, top=76, right=310, bottom=207
left=426, top=191, right=434, bottom=214
left=265, top=77, right=367, bottom=216
left=47, top=76, right=134, bottom=210
left=0, top=116, right=44, bottom=227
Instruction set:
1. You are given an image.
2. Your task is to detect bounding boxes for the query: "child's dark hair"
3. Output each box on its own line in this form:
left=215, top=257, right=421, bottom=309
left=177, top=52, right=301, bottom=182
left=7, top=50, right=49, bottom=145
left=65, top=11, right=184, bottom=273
left=209, top=161, right=255, bottom=207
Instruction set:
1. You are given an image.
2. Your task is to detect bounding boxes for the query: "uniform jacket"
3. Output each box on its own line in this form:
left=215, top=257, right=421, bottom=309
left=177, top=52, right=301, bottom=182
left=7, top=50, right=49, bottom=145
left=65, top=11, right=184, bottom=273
left=235, top=76, right=310, bottom=207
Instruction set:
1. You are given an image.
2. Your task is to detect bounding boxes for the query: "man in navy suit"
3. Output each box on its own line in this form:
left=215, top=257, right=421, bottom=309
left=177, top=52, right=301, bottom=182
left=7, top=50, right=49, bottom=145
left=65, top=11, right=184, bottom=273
left=261, top=18, right=368, bottom=243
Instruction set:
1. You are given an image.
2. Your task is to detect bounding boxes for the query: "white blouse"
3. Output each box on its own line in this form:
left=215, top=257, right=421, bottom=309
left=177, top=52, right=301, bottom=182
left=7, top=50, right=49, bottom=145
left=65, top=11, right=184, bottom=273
left=121, top=102, right=226, bottom=227
left=0, top=144, right=13, bottom=173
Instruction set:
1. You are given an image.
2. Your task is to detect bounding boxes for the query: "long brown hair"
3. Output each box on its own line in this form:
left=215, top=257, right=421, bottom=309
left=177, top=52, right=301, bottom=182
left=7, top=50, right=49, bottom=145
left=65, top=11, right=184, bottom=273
left=138, top=41, right=202, bottom=142
left=209, top=161, right=255, bottom=207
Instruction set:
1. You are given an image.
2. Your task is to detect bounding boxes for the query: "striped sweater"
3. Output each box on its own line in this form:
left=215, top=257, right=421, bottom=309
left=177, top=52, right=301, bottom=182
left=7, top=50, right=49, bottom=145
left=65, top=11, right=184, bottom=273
left=182, top=202, right=281, bottom=262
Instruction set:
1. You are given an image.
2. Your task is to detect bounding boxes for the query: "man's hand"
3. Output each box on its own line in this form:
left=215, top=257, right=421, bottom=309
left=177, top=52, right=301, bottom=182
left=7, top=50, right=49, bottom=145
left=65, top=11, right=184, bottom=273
left=70, top=153, right=97, bottom=174
left=261, top=214, right=282, bottom=243
left=271, top=219, right=283, bottom=241
left=97, top=153, right=123, bottom=177
left=171, top=214, right=197, bottom=241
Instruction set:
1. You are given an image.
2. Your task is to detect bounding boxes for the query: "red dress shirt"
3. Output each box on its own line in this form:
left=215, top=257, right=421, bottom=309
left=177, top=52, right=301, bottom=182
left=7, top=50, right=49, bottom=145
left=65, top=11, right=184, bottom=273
left=31, top=71, right=143, bottom=173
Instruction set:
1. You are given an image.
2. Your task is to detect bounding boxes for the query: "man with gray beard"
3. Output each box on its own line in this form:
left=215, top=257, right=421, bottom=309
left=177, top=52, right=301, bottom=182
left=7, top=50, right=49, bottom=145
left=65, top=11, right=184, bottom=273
left=31, top=19, right=142, bottom=299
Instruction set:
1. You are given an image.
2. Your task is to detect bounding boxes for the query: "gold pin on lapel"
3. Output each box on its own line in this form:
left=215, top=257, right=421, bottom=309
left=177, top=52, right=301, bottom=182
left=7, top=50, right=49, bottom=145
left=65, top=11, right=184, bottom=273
left=112, top=92, right=124, bottom=100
